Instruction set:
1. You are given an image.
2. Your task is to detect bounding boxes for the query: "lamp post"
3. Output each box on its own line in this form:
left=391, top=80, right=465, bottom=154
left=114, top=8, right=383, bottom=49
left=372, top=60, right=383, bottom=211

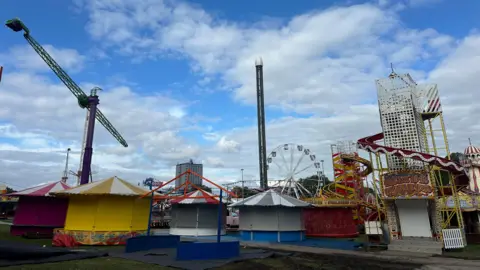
left=61, top=148, right=71, bottom=183
left=241, top=169, right=244, bottom=198
left=320, top=160, right=325, bottom=186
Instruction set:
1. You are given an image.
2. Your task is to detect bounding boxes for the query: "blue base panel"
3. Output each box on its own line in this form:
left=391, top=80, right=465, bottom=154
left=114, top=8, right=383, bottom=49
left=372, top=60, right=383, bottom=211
left=240, top=230, right=305, bottom=242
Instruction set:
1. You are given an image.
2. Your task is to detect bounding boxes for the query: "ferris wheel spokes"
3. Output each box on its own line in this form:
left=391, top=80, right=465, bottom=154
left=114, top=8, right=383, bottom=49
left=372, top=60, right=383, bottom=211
left=278, top=146, right=290, bottom=172
left=270, top=158, right=288, bottom=176
left=267, top=143, right=321, bottom=199
left=293, top=163, right=315, bottom=176
left=291, top=150, right=307, bottom=176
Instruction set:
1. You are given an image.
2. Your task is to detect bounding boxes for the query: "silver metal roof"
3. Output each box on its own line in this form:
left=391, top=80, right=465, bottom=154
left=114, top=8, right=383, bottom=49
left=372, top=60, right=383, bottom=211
left=229, top=189, right=310, bottom=207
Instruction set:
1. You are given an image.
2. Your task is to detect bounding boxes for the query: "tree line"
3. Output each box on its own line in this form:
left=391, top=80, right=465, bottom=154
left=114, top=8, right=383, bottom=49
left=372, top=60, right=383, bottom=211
left=227, top=174, right=332, bottom=198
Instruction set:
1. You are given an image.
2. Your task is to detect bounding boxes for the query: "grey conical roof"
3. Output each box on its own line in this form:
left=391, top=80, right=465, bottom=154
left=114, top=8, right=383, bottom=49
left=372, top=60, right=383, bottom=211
left=229, top=189, right=310, bottom=207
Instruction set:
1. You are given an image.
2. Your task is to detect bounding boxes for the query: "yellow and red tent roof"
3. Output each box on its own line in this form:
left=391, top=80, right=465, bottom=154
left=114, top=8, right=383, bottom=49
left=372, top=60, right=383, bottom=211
left=51, top=176, right=157, bottom=196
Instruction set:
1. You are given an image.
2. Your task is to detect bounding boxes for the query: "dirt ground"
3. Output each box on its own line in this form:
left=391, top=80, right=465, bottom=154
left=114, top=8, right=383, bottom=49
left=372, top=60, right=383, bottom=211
left=217, top=252, right=423, bottom=270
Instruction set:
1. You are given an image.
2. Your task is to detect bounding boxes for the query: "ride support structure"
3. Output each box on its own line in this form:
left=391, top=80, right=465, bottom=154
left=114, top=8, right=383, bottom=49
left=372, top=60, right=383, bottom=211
left=141, top=169, right=237, bottom=201
left=5, top=18, right=128, bottom=186
left=327, top=141, right=379, bottom=224
left=422, top=110, right=465, bottom=239
left=255, top=58, right=268, bottom=190
left=357, top=70, right=466, bottom=250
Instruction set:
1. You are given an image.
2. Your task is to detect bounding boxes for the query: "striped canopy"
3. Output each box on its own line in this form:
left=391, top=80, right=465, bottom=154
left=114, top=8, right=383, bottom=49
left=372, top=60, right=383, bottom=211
left=8, top=181, right=71, bottom=197
left=51, top=176, right=154, bottom=196
left=229, top=189, right=310, bottom=207
left=171, top=190, right=220, bottom=204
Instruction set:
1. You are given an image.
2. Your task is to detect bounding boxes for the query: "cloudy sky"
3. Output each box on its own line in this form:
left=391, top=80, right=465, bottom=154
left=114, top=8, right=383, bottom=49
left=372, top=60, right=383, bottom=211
left=0, top=0, right=478, bottom=190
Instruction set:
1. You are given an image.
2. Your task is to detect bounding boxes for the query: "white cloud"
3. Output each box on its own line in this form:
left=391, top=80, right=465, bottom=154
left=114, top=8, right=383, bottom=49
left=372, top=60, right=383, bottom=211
left=216, top=137, right=241, bottom=153
left=168, top=107, right=187, bottom=118
left=0, top=0, right=477, bottom=192
left=0, top=67, right=202, bottom=188
left=139, top=130, right=201, bottom=163
left=0, top=45, right=85, bottom=73
left=74, top=1, right=455, bottom=116
left=202, top=132, right=220, bottom=141
left=203, top=157, right=225, bottom=168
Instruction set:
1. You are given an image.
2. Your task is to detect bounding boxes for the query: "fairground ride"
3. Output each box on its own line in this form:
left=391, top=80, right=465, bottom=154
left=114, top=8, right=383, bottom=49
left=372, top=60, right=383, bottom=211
left=5, top=18, right=128, bottom=186
left=302, top=141, right=384, bottom=238
left=357, top=70, right=467, bottom=249
left=325, top=142, right=382, bottom=222
left=141, top=169, right=237, bottom=202
left=266, top=143, right=322, bottom=199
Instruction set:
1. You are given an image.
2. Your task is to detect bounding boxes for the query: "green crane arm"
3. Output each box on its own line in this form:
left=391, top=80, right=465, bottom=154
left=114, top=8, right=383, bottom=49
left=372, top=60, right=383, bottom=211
left=96, top=109, right=128, bottom=147
left=6, top=18, right=128, bottom=148
left=6, top=18, right=87, bottom=101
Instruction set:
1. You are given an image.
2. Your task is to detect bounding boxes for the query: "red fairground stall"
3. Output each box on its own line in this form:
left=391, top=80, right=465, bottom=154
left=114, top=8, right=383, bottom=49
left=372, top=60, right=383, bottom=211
left=303, top=202, right=359, bottom=238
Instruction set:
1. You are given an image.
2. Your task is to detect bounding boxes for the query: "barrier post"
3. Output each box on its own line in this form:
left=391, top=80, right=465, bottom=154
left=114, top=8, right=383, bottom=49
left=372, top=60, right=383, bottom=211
left=147, top=182, right=154, bottom=236
left=217, top=189, right=223, bottom=243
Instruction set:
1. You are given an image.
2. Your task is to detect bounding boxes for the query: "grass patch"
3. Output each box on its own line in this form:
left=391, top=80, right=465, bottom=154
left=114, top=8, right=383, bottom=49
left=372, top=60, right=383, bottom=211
left=3, top=257, right=171, bottom=270
left=0, top=223, right=124, bottom=251
left=0, top=224, right=168, bottom=269
left=440, top=243, right=480, bottom=260
left=0, top=223, right=51, bottom=247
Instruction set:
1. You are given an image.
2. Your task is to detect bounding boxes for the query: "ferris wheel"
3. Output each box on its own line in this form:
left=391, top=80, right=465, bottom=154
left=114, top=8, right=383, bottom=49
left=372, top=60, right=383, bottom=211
left=267, top=143, right=322, bottom=199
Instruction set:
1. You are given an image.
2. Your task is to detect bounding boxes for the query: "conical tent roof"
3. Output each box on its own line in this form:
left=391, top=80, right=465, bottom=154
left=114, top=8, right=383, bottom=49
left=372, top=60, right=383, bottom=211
left=465, top=145, right=480, bottom=155
left=8, top=181, right=71, bottom=197
left=51, top=176, right=157, bottom=196
left=229, top=189, right=310, bottom=207
left=170, top=190, right=220, bottom=205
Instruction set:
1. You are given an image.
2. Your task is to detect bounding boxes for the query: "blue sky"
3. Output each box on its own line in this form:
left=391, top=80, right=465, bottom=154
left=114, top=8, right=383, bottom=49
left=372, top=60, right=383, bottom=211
left=0, top=0, right=479, bottom=188
left=2, top=0, right=478, bottom=141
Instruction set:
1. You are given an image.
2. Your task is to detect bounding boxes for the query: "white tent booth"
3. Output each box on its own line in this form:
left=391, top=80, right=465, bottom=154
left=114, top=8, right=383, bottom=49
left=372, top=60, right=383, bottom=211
left=230, top=189, right=311, bottom=242
left=169, top=190, right=227, bottom=236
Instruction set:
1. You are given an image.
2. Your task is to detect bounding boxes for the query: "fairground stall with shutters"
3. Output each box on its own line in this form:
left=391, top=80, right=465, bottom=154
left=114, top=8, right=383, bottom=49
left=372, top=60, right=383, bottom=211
left=230, top=189, right=310, bottom=242
left=50, top=176, right=156, bottom=246
left=142, top=169, right=235, bottom=237
left=7, top=181, right=70, bottom=237
left=169, top=189, right=227, bottom=236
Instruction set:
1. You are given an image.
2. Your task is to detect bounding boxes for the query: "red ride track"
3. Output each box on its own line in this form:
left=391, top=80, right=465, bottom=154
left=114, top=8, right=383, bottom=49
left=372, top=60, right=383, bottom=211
left=357, top=133, right=468, bottom=184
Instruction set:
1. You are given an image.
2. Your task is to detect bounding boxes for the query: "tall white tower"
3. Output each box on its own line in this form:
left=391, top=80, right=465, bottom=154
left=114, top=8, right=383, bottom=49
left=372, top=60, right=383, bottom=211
left=376, top=72, right=427, bottom=170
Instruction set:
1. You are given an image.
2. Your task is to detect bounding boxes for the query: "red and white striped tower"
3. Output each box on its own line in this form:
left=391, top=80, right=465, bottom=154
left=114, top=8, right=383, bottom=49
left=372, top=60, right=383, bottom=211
left=462, top=139, right=480, bottom=193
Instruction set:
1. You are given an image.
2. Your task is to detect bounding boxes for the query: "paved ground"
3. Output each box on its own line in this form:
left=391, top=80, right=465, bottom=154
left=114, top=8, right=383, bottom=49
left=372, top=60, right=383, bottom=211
left=1, top=226, right=478, bottom=269
left=155, top=230, right=480, bottom=269
left=241, top=242, right=480, bottom=269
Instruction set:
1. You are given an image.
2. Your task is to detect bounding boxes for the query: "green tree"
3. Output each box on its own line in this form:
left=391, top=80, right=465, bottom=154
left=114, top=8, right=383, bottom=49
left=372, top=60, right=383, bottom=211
left=199, top=185, right=212, bottom=193
left=450, top=152, right=464, bottom=163
left=230, top=186, right=258, bottom=198
left=6, top=187, right=16, bottom=193
left=435, top=152, right=464, bottom=186
left=298, top=174, right=331, bottom=195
